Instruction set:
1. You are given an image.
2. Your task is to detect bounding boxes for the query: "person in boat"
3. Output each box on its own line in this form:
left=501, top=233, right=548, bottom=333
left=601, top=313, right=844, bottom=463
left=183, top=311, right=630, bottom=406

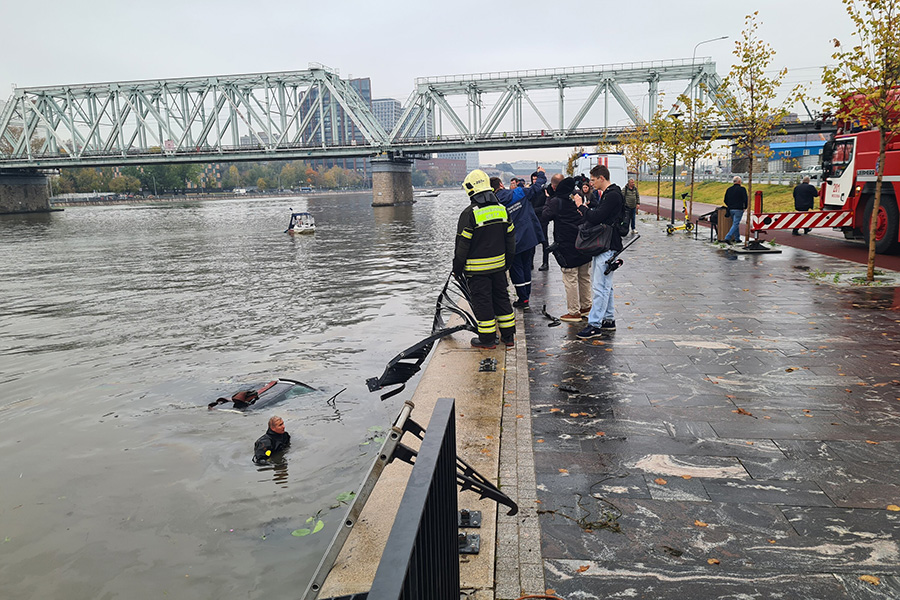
left=253, top=415, right=291, bottom=464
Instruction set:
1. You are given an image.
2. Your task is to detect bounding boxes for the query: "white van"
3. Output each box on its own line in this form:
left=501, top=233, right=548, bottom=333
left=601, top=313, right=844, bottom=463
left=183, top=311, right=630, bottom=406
left=574, top=153, right=628, bottom=188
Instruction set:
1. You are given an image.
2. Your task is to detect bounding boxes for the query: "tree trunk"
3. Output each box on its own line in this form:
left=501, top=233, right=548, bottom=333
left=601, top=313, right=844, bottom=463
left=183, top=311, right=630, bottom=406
left=656, top=166, right=661, bottom=221
left=866, top=131, right=887, bottom=281
left=746, top=151, right=754, bottom=247
left=689, top=157, right=696, bottom=219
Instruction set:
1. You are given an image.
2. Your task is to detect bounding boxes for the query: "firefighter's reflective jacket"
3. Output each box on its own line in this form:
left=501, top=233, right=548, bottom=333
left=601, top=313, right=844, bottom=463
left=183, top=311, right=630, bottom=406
left=454, top=191, right=516, bottom=275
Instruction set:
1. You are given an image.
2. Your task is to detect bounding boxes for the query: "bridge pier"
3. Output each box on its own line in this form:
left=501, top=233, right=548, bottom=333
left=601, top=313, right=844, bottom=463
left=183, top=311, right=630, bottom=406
left=0, top=172, right=52, bottom=214
left=372, top=157, right=415, bottom=207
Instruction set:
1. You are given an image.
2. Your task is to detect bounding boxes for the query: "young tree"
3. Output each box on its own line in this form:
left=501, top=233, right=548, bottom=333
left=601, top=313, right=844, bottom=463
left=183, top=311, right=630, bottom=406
left=676, top=90, right=720, bottom=218
left=620, top=116, right=652, bottom=182
left=721, top=11, right=800, bottom=245
left=647, top=101, right=676, bottom=220
left=822, top=0, right=900, bottom=279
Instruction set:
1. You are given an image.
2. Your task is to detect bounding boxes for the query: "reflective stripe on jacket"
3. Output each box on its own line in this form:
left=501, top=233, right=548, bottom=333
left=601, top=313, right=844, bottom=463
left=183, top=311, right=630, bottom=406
left=455, top=202, right=516, bottom=274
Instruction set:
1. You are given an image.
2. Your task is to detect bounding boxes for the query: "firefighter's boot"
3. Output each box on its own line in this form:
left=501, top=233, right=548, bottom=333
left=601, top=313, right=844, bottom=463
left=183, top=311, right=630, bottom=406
left=471, top=334, right=497, bottom=349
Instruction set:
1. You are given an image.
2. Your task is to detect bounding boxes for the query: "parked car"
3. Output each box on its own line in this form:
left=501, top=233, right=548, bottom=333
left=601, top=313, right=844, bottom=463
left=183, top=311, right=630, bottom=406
left=799, top=165, right=823, bottom=180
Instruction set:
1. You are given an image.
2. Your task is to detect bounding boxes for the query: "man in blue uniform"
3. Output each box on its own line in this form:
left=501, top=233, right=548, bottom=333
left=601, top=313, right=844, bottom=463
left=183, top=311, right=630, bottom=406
left=455, top=169, right=517, bottom=349
left=492, top=168, right=547, bottom=309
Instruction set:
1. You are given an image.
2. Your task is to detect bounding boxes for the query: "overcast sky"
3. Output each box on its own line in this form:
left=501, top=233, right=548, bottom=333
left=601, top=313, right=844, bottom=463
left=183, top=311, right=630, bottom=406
left=0, top=0, right=857, bottom=163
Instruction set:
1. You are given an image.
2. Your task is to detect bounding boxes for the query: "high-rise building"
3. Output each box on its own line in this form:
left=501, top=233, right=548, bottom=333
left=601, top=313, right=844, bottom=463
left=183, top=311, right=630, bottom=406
left=372, top=98, right=402, bottom=134
left=300, top=77, right=373, bottom=180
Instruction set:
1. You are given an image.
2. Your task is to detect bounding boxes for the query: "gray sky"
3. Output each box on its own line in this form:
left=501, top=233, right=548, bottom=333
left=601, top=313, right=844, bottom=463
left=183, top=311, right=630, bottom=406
left=0, top=0, right=856, bottom=163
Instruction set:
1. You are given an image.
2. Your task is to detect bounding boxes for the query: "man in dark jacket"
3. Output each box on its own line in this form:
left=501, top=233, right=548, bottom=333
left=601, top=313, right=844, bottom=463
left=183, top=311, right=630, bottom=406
left=542, top=177, right=592, bottom=322
left=623, top=178, right=640, bottom=234
left=574, top=165, right=624, bottom=339
left=723, top=176, right=748, bottom=244
left=493, top=168, right=547, bottom=309
left=456, top=169, right=517, bottom=348
left=253, top=416, right=291, bottom=463
left=532, top=171, right=560, bottom=271
left=792, top=176, right=818, bottom=235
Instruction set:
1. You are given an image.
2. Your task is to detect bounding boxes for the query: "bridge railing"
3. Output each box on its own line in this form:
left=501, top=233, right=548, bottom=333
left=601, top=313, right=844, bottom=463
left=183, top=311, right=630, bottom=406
left=416, top=57, right=713, bottom=85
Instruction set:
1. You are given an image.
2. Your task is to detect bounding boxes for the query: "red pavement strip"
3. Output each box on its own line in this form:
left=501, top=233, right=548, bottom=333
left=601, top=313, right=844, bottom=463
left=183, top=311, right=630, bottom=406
left=642, top=195, right=900, bottom=272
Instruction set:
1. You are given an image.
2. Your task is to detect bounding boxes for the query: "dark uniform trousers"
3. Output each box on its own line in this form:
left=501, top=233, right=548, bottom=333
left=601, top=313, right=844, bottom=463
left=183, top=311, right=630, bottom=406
left=467, top=271, right=515, bottom=343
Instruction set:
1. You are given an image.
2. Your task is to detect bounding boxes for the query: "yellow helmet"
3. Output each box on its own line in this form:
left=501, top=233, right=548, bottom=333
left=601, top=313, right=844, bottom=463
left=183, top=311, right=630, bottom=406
left=463, top=169, right=492, bottom=197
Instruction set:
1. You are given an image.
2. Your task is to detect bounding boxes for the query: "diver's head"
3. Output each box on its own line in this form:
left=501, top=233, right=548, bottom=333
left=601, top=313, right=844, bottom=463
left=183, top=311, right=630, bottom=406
left=269, top=415, right=285, bottom=434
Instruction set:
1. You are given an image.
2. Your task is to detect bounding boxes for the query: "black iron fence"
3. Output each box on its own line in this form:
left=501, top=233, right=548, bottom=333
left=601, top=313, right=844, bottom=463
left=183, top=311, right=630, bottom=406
left=366, top=397, right=460, bottom=600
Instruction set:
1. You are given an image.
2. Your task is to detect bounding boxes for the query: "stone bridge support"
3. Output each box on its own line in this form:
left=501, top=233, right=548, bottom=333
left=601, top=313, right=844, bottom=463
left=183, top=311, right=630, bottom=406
left=0, top=172, right=51, bottom=214
left=371, top=157, right=414, bottom=207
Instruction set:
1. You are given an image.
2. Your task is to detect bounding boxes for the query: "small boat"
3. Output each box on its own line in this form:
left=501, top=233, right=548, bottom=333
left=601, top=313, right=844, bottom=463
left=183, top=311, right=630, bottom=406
left=414, top=189, right=440, bottom=198
left=285, top=211, right=316, bottom=234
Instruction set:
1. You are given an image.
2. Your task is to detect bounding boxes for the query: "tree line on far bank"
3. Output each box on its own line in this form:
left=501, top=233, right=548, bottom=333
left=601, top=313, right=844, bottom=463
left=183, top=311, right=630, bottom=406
left=52, top=160, right=369, bottom=195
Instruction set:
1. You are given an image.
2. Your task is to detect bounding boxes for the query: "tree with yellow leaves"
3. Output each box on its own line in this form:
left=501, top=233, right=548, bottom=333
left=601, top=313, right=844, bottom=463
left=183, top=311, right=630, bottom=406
left=721, top=11, right=800, bottom=245
left=676, top=90, right=719, bottom=218
left=822, top=0, right=900, bottom=279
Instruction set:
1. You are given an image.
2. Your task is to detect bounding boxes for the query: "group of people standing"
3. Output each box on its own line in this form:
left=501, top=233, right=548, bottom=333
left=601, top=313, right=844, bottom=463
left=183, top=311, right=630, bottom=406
left=454, top=164, right=628, bottom=348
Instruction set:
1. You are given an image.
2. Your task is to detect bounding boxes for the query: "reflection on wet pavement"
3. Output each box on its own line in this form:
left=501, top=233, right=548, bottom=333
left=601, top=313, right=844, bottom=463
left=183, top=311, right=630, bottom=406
left=525, top=219, right=900, bottom=598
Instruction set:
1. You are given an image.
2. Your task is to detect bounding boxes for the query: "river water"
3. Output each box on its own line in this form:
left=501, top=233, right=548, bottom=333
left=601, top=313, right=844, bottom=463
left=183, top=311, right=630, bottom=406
left=0, top=190, right=465, bottom=599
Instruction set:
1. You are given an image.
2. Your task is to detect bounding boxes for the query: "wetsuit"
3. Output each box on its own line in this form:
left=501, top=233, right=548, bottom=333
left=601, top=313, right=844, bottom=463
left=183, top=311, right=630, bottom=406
left=253, top=428, right=291, bottom=463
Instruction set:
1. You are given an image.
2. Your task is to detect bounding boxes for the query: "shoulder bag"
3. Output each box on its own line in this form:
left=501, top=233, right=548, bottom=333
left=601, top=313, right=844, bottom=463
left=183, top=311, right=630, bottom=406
left=575, top=221, right=613, bottom=256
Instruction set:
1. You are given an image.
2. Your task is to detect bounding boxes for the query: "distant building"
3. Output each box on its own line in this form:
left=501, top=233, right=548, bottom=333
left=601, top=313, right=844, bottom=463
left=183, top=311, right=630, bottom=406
left=372, top=98, right=402, bottom=134
left=415, top=156, right=467, bottom=185
left=299, top=78, right=373, bottom=180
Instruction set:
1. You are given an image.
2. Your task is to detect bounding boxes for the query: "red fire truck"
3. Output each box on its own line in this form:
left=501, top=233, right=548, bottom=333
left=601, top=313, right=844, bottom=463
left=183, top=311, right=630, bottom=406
left=751, top=94, right=899, bottom=254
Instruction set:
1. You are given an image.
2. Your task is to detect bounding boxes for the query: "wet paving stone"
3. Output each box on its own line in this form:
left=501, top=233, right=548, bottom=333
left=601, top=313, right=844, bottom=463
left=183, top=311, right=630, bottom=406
left=521, top=225, right=900, bottom=596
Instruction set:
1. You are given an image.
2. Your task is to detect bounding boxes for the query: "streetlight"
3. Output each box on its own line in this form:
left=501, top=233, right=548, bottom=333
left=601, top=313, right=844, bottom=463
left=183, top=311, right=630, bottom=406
left=671, top=112, right=683, bottom=225
left=691, top=36, right=729, bottom=104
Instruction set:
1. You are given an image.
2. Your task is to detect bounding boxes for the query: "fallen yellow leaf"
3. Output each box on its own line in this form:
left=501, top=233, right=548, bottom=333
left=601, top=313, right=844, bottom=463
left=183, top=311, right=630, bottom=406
left=537, top=439, right=545, bottom=443
left=682, top=475, right=692, bottom=480
left=694, top=520, right=708, bottom=528
left=576, top=565, right=590, bottom=573
left=550, top=408, right=562, bottom=413
left=654, top=478, right=667, bottom=485
left=887, top=505, right=900, bottom=512
left=570, top=413, right=580, bottom=417
left=859, top=575, right=880, bottom=586
left=707, top=558, right=720, bottom=565
left=558, top=468, right=568, bottom=474
left=866, top=440, right=880, bottom=445
left=596, top=431, right=605, bottom=436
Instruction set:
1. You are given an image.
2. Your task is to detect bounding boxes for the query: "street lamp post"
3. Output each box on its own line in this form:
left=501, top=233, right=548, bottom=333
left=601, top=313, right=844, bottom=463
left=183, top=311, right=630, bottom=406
left=670, top=113, right=683, bottom=225
left=691, top=36, right=729, bottom=104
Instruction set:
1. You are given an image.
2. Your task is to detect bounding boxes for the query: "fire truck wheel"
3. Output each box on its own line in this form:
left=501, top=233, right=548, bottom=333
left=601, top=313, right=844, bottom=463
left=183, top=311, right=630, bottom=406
left=862, top=195, right=900, bottom=254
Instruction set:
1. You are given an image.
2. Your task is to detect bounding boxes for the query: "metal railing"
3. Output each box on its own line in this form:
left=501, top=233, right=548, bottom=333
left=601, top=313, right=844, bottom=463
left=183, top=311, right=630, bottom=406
left=365, top=397, right=460, bottom=600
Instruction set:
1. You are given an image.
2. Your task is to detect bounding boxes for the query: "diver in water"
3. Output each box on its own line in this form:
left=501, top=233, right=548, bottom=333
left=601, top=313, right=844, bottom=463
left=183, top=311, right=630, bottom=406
left=253, top=415, right=291, bottom=464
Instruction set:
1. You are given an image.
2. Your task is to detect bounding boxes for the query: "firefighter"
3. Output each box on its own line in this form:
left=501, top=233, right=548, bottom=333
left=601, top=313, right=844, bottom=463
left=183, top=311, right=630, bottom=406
left=454, top=169, right=517, bottom=349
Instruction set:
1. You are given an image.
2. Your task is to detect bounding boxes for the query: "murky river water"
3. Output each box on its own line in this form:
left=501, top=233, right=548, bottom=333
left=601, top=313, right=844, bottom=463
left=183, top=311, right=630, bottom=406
left=0, top=190, right=465, bottom=599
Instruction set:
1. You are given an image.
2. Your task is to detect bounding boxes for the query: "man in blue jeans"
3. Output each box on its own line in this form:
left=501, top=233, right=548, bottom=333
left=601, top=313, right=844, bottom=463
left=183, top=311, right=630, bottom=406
left=573, top=164, right=624, bottom=339
left=723, top=176, right=748, bottom=244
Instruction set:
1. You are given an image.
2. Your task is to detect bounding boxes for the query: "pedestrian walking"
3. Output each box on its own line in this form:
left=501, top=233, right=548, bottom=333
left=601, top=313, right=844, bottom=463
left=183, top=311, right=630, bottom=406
left=723, top=176, right=748, bottom=244
left=792, top=175, right=818, bottom=235
left=623, top=178, right=640, bottom=234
